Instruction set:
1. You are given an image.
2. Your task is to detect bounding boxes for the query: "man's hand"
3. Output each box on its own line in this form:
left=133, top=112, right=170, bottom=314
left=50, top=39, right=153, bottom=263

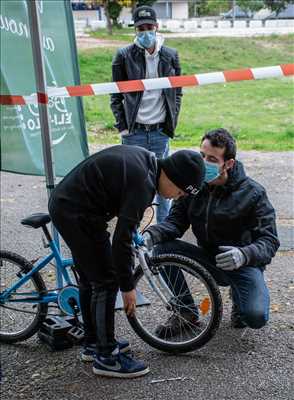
left=142, top=231, right=153, bottom=252
left=216, top=246, right=246, bottom=271
left=122, top=289, right=136, bottom=317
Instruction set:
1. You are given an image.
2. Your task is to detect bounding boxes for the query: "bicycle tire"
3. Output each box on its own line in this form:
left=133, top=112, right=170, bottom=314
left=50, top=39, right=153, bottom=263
left=128, top=254, right=223, bottom=353
left=0, top=250, right=48, bottom=343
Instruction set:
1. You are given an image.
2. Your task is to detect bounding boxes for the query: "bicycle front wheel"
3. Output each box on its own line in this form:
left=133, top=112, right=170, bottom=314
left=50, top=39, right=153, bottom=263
left=0, top=251, right=48, bottom=343
left=128, top=254, right=222, bottom=353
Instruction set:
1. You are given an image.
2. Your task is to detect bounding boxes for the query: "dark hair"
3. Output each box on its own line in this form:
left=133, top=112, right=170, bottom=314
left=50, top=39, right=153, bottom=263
left=201, top=128, right=236, bottom=160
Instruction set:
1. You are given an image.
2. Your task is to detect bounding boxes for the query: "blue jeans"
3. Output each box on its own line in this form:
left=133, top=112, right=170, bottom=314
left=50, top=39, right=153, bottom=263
left=155, top=240, right=270, bottom=329
left=122, top=128, right=170, bottom=223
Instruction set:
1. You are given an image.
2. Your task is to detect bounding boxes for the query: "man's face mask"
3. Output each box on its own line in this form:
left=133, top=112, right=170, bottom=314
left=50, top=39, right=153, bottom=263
left=137, top=30, right=156, bottom=49
left=204, top=160, right=220, bottom=183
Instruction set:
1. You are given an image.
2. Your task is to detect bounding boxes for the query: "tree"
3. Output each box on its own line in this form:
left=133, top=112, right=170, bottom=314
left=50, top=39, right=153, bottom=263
left=264, top=0, right=293, bottom=14
left=189, top=0, right=293, bottom=17
left=85, top=1, right=113, bottom=34
left=236, top=0, right=264, bottom=12
left=207, top=0, right=231, bottom=15
left=119, top=0, right=156, bottom=12
left=109, top=1, right=123, bottom=27
left=85, top=0, right=156, bottom=35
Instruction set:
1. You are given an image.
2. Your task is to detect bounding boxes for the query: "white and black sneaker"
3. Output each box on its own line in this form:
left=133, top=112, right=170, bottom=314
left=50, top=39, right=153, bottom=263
left=93, top=347, right=149, bottom=378
left=81, top=339, right=130, bottom=362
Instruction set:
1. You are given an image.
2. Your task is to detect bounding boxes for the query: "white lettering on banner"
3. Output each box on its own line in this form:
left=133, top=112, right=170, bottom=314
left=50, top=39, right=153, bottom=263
left=37, top=0, right=44, bottom=14
left=26, top=112, right=72, bottom=131
left=49, top=97, right=67, bottom=113
left=28, top=103, right=39, bottom=117
left=2, top=95, right=73, bottom=147
left=0, top=15, right=29, bottom=37
left=43, top=36, right=55, bottom=52
left=27, top=118, right=40, bottom=131
left=0, top=14, right=55, bottom=52
left=25, top=93, right=73, bottom=146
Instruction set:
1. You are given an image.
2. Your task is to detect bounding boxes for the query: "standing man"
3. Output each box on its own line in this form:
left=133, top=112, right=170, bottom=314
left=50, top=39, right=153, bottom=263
left=48, top=145, right=205, bottom=378
left=144, top=129, right=280, bottom=337
left=111, top=5, right=182, bottom=223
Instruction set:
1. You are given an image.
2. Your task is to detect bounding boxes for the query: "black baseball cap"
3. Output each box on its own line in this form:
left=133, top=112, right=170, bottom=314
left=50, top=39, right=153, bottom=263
left=133, top=6, right=157, bottom=27
left=160, top=150, right=205, bottom=196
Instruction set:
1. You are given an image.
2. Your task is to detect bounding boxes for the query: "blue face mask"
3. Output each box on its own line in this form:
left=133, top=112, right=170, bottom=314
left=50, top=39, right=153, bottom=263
left=204, top=161, right=220, bottom=183
left=137, top=31, right=156, bottom=49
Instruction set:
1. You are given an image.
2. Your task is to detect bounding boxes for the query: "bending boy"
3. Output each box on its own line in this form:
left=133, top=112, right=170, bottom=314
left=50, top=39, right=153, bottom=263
left=48, top=145, right=205, bottom=378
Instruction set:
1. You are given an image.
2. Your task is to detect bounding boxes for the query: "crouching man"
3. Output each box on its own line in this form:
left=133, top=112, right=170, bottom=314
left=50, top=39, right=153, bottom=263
left=144, top=129, right=280, bottom=338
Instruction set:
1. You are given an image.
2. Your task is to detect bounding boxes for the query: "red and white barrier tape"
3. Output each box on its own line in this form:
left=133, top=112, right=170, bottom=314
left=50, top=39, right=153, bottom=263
left=1, top=64, right=293, bottom=106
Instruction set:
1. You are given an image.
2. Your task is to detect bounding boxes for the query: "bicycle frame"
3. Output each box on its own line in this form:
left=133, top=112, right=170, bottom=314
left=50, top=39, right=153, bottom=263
left=0, top=238, right=74, bottom=305
left=1, top=231, right=173, bottom=311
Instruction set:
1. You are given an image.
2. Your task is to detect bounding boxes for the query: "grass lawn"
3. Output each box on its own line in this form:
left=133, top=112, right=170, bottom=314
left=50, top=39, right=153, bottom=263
left=79, top=33, right=294, bottom=151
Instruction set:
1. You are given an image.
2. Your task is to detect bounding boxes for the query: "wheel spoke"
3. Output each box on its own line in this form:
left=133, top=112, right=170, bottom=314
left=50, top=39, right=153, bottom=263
left=0, top=251, right=48, bottom=342
left=129, top=255, right=222, bottom=353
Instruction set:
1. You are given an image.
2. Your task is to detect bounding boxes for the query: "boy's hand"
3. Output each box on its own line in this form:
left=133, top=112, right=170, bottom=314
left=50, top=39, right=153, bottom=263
left=122, top=289, right=137, bottom=317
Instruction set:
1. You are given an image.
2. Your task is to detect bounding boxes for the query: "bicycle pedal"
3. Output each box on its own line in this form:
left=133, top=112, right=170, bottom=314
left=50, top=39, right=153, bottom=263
left=62, top=314, right=83, bottom=326
left=38, top=316, right=74, bottom=351
left=39, top=316, right=72, bottom=336
left=38, top=330, right=73, bottom=351
left=67, top=326, right=84, bottom=344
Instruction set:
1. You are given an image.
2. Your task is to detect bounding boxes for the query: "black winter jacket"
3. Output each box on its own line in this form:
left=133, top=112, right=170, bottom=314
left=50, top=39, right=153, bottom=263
left=147, top=161, right=280, bottom=267
left=111, top=44, right=182, bottom=137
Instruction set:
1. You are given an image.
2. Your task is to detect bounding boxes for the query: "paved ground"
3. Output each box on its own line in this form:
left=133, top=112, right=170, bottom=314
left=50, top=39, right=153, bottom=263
left=1, top=150, right=293, bottom=400
left=76, top=28, right=293, bottom=49
left=77, top=37, right=128, bottom=49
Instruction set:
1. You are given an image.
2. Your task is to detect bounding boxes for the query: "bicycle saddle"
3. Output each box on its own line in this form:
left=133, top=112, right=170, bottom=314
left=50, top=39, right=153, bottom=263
left=21, top=213, right=51, bottom=229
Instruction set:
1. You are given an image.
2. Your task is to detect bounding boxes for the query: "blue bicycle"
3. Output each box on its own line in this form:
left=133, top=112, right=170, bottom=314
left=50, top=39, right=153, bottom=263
left=0, top=213, right=222, bottom=353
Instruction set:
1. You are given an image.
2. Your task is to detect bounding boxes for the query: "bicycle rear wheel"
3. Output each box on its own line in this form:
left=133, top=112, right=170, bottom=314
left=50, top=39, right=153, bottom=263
left=0, top=251, right=48, bottom=343
left=128, top=254, right=222, bottom=353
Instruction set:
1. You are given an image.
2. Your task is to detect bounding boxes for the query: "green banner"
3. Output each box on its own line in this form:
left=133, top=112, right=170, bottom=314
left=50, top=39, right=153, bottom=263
left=0, top=0, right=89, bottom=176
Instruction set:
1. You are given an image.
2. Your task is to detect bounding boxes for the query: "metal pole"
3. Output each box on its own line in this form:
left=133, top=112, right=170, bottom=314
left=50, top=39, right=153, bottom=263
left=26, top=0, right=63, bottom=289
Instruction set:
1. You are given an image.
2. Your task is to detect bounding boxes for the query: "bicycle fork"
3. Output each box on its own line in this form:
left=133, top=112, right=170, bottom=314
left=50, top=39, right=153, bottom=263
left=137, top=248, right=174, bottom=310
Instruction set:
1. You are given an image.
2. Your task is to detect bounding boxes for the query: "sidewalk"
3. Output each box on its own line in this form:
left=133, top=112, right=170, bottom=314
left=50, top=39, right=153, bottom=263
left=1, top=150, right=293, bottom=400
left=76, top=28, right=293, bottom=49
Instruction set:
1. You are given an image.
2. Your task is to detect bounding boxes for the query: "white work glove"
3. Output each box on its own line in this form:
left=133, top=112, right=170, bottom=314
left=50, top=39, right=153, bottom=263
left=216, top=246, right=246, bottom=271
left=142, top=231, right=153, bottom=252
left=120, top=129, right=129, bottom=137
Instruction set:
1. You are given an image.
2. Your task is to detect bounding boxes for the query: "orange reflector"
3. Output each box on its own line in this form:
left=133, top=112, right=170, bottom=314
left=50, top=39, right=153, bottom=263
left=199, top=297, right=211, bottom=315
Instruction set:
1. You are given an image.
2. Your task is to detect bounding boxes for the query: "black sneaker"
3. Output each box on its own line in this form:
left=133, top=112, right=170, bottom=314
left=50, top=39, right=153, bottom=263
left=231, top=304, right=247, bottom=329
left=155, top=311, right=200, bottom=339
left=93, top=348, right=149, bottom=378
left=81, top=339, right=130, bottom=362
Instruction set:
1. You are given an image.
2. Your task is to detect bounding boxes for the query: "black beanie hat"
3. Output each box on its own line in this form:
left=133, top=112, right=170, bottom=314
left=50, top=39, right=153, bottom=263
left=160, top=150, right=205, bottom=195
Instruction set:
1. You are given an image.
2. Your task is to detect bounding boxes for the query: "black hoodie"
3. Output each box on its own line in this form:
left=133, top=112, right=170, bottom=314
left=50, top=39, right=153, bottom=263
left=49, top=145, right=159, bottom=291
left=147, top=161, right=280, bottom=267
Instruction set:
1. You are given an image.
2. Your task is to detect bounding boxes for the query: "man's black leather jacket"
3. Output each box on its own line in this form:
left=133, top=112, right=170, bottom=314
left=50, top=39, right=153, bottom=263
left=111, top=44, right=182, bottom=138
